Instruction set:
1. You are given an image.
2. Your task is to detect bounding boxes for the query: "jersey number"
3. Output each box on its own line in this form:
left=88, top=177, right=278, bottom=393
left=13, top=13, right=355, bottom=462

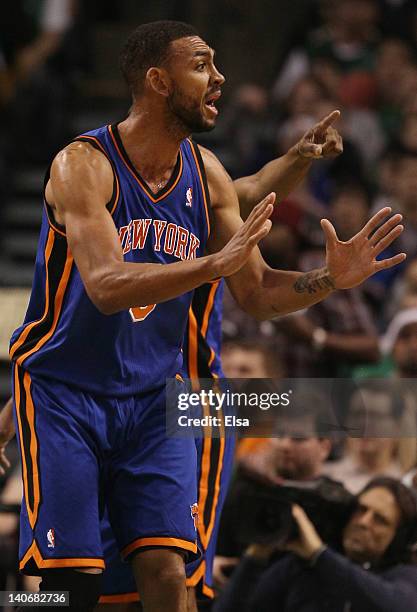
left=129, top=304, right=156, bottom=322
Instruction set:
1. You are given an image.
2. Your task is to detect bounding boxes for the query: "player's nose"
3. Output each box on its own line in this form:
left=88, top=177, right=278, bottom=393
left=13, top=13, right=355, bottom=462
left=213, top=66, right=225, bottom=87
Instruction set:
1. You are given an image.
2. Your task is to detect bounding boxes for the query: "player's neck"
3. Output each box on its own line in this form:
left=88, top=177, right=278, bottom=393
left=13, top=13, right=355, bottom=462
left=118, top=106, right=187, bottom=180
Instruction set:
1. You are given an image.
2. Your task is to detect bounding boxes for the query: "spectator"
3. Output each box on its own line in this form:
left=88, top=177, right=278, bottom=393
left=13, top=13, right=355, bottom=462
left=214, top=477, right=417, bottom=612
left=221, top=341, right=283, bottom=380
left=273, top=0, right=381, bottom=102
left=213, top=402, right=332, bottom=589
left=381, top=308, right=417, bottom=377
left=385, top=259, right=417, bottom=321
left=380, top=309, right=417, bottom=472
left=221, top=340, right=287, bottom=461
left=374, top=38, right=415, bottom=138
left=371, top=148, right=400, bottom=218
left=324, top=384, right=406, bottom=493
left=383, top=154, right=417, bottom=262
left=217, top=83, right=277, bottom=177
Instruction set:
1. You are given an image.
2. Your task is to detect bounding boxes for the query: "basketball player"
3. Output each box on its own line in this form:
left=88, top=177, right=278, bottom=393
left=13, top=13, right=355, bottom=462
left=6, top=20, right=405, bottom=612
left=97, top=106, right=346, bottom=612
left=0, top=94, right=343, bottom=612
left=0, top=104, right=343, bottom=612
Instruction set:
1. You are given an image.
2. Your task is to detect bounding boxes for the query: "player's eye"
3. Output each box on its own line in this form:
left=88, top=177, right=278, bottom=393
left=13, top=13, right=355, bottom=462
left=196, top=63, right=206, bottom=71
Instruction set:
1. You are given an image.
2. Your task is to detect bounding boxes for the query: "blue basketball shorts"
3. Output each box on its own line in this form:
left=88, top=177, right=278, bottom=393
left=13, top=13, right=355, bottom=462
left=99, top=433, right=235, bottom=603
left=12, top=364, right=198, bottom=575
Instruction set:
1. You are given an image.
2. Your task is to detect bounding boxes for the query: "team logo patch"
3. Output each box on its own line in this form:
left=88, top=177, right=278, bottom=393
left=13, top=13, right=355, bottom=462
left=190, top=503, right=199, bottom=530
left=186, top=187, right=193, bottom=207
left=47, top=528, right=55, bottom=549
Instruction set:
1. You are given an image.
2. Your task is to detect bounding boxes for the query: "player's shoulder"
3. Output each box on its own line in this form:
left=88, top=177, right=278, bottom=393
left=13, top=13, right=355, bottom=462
left=52, top=140, right=112, bottom=176
left=48, top=140, right=114, bottom=207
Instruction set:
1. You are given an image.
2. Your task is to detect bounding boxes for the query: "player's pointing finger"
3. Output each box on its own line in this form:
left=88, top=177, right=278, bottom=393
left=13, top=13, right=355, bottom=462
left=314, top=110, right=341, bottom=135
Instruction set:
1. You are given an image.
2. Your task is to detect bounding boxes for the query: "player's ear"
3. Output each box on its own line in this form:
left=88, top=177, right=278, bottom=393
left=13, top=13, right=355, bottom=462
left=146, top=67, right=170, bottom=97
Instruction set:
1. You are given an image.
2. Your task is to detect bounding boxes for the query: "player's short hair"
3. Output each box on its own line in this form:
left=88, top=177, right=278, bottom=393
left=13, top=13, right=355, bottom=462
left=120, top=20, right=199, bottom=96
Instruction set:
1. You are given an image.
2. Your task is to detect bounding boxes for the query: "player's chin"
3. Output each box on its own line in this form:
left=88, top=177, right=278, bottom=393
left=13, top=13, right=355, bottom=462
left=192, top=115, right=217, bottom=133
left=204, top=117, right=217, bottom=130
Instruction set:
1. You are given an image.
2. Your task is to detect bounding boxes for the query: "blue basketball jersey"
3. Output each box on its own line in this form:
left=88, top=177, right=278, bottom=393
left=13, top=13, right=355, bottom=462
left=10, top=124, right=211, bottom=396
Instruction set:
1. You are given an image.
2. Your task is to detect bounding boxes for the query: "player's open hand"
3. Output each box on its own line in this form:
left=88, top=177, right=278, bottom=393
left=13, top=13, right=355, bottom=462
left=296, top=110, right=343, bottom=159
left=322, top=207, right=406, bottom=290
left=214, top=193, right=275, bottom=277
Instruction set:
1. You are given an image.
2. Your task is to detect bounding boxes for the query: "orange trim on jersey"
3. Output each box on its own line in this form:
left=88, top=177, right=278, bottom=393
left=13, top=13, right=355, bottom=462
left=175, top=373, right=185, bottom=382
left=77, top=134, right=120, bottom=216
left=188, top=139, right=211, bottom=238
left=192, top=281, right=221, bottom=549
left=14, top=366, right=31, bottom=527
left=185, top=560, right=206, bottom=587
left=201, top=280, right=219, bottom=338
left=9, top=230, right=55, bottom=360
left=108, top=125, right=183, bottom=204
left=98, top=565, right=207, bottom=603
left=121, top=536, right=197, bottom=560
left=202, top=583, right=215, bottom=598
left=15, top=249, right=73, bottom=367
left=99, top=593, right=140, bottom=604
left=197, top=409, right=212, bottom=550
left=23, top=371, right=40, bottom=529
left=205, top=434, right=225, bottom=546
left=188, top=308, right=199, bottom=384
left=19, top=541, right=104, bottom=571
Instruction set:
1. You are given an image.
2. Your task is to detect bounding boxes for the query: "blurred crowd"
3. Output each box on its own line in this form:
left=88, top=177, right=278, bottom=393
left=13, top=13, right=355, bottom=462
left=1, top=0, right=417, bottom=609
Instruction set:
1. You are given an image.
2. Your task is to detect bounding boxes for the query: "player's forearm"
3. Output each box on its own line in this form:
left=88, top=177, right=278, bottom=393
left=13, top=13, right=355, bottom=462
left=237, top=267, right=336, bottom=320
left=234, top=147, right=312, bottom=219
left=90, top=255, right=220, bottom=315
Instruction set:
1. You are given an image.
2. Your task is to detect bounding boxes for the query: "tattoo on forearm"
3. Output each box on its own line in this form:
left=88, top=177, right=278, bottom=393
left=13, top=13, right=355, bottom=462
left=293, top=268, right=336, bottom=294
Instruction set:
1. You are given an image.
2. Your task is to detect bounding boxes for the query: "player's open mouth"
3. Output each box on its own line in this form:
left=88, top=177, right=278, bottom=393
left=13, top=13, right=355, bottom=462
left=205, top=91, right=221, bottom=116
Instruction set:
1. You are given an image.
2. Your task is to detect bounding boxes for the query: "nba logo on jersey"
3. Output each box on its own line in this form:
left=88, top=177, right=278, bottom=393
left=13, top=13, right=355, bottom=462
left=47, top=528, right=55, bottom=548
left=186, top=187, right=193, bottom=207
left=190, top=503, right=199, bottom=530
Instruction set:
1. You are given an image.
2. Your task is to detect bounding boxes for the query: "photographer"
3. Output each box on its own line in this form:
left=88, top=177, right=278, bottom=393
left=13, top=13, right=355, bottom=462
left=214, top=402, right=332, bottom=587
left=213, top=477, right=417, bottom=611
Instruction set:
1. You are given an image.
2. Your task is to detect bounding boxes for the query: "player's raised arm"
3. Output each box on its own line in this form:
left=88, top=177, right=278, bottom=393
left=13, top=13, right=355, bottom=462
left=48, top=141, right=273, bottom=315
left=232, top=110, right=343, bottom=218
left=203, top=147, right=405, bottom=320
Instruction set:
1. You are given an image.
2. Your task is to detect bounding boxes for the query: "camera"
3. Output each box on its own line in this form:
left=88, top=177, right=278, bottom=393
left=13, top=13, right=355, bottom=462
left=231, top=473, right=355, bottom=547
